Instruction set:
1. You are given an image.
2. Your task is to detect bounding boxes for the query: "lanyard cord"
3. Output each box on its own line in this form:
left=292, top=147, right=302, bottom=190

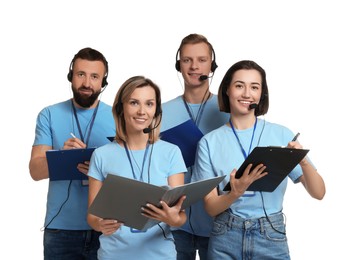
left=182, top=88, right=210, bottom=126
left=123, top=141, right=150, bottom=181
left=71, top=100, right=100, bottom=147
left=229, top=117, right=257, bottom=159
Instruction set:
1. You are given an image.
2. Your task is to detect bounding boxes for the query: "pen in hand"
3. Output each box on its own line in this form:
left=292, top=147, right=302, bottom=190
left=291, top=132, right=300, bottom=142
left=69, top=132, right=87, bottom=150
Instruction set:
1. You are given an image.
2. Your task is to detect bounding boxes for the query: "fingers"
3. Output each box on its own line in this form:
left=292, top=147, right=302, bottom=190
left=243, top=163, right=267, bottom=178
left=141, top=197, right=186, bottom=222
left=77, top=161, right=89, bottom=174
left=62, top=137, right=87, bottom=149
left=141, top=203, right=162, bottom=219
left=230, top=164, right=267, bottom=193
left=175, top=195, right=186, bottom=208
left=252, top=164, right=268, bottom=180
left=99, top=219, right=123, bottom=236
left=230, top=169, right=237, bottom=179
left=287, top=141, right=303, bottom=149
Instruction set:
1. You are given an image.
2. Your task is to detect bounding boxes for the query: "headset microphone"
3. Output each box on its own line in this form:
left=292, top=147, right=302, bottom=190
left=143, top=124, right=159, bottom=134
left=143, top=113, right=162, bottom=134
left=143, top=127, right=152, bottom=134
left=199, top=75, right=213, bottom=81
left=249, top=103, right=258, bottom=110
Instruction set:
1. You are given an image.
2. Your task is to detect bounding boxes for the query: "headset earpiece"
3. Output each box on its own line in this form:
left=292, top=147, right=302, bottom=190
left=101, top=76, right=108, bottom=88
left=115, top=90, right=124, bottom=115
left=67, top=70, right=73, bottom=82
left=155, top=100, right=162, bottom=117
left=67, top=61, right=74, bottom=82
left=115, top=102, right=122, bottom=115
left=175, top=61, right=181, bottom=72
left=211, top=58, right=218, bottom=73
left=175, top=49, right=181, bottom=72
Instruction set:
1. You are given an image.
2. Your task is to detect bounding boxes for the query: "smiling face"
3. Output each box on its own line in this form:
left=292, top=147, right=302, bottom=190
left=179, top=42, right=213, bottom=87
left=226, top=69, right=262, bottom=116
left=123, top=86, right=157, bottom=134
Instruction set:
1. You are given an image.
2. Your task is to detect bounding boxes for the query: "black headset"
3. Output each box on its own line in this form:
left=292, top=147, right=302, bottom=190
left=67, top=59, right=109, bottom=89
left=175, top=46, right=218, bottom=73
left=115, top=84, right=162, bottom=118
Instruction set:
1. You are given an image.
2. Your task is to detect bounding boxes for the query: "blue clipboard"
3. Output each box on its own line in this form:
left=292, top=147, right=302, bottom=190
left=46, top=148, right=96, bottom=181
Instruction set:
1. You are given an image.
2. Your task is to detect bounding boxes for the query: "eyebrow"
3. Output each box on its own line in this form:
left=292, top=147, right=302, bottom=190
left=233, top=80, right=261, bottom=86
left=233, top=80, right=244, bottom=84
left=129, top=98, right=156, bottom=102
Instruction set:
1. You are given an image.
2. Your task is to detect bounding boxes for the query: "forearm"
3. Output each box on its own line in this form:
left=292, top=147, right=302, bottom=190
left=300, top=160, right=326, bottom=200
left=204, top=190, right=242, bottom=217
left=87, top=214, right=102, bottom=232
left=29, top=157, right=49, bottom=181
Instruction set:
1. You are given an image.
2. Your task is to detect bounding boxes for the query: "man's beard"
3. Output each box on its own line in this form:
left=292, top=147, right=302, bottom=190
left=72, top=86, right=100, bottom=108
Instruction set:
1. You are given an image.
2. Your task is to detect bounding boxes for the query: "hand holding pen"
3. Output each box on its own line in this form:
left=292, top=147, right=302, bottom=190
left=288, top=132, right=303, bottom=150
left=289, top=132, right=309, bottom=166
left=61, top=132, right=87, bottom=149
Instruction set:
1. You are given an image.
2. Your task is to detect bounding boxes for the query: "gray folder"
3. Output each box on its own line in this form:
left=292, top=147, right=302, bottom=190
left=88, top=174, right=225, bottom=231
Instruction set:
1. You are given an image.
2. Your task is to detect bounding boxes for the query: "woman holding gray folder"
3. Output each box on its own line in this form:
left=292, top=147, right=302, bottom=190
left=192, top=60, right=326, bottom=259
left=87, top=76, right=187, bottom=259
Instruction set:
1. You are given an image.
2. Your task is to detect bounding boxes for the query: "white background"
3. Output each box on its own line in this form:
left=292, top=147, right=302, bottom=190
left=1, top=0, right=348, bottom=259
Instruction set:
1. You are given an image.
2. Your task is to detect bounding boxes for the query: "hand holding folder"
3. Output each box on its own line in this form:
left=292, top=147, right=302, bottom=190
left=46, top=148, right=96, bottom=181
left=88, top=174, right=225, bottom=231
left=223, top=146, right=309, bottom=192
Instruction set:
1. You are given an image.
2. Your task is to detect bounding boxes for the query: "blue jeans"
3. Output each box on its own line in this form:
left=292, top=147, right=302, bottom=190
left=172, top=230, right=209, bottom=260
left=208, top=211, right=290, bottom=260
left=44, top=229, right=101, bottom=260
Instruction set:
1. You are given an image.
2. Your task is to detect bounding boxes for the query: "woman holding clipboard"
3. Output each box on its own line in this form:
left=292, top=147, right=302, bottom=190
left=191, top=60, right=325, bottom=259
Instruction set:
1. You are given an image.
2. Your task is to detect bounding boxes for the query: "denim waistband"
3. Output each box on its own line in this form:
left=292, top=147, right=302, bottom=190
left=45, top=228, right=101, bottom=234
left=215, top=211, right=284, bottom=229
